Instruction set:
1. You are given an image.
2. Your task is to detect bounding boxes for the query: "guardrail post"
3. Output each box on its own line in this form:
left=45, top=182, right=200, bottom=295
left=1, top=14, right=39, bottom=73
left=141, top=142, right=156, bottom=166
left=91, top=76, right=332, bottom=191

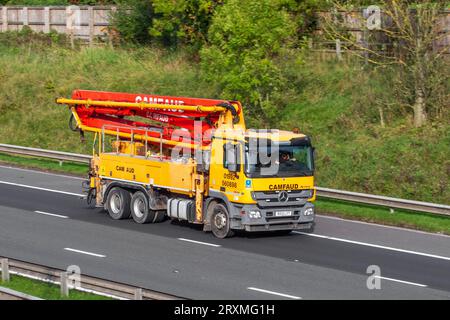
left=60, top=272, right=69, bottom=297
left=134, top=288, right=143, bottom=300
left=1, top=258, right=10, bottom=282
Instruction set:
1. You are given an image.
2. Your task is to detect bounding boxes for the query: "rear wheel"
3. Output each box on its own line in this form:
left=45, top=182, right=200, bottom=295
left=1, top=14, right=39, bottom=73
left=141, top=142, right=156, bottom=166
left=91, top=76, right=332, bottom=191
left=210, top=203, right=234, bottom=239
left=106, top=187, right=131, bottom=220
left=131, top=191, right=152, bottom=224
left=130, top=191, right=165, bottom=224
left=154, top=211, right=166, bottom=223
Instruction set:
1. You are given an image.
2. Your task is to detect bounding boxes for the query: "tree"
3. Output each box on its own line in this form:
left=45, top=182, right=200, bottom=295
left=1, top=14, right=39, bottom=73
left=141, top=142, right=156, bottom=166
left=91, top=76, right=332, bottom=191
left=323, top=0, right=449, bottom=127
left=110, top=0, right=154, bottom=44
left=200, top=0, right=295, bottom=126
left=150, top=0, right=224, bottom=49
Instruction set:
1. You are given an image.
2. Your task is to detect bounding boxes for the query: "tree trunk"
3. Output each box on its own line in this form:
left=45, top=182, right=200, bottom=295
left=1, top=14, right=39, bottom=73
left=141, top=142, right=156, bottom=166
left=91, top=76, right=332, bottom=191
left=413, top=88, right=426, bottom=127
left=378, top=106, right=385, bottom=128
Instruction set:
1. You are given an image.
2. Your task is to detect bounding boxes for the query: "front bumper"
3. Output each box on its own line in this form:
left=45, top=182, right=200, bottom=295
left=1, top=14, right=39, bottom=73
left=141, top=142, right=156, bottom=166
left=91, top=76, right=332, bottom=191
left=229, top=202, right=315, bottom=232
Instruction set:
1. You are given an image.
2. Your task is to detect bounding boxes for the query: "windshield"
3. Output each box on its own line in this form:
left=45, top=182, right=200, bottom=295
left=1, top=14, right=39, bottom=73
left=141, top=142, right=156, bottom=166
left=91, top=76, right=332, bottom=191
left=244, top=139, right=314, bottom=178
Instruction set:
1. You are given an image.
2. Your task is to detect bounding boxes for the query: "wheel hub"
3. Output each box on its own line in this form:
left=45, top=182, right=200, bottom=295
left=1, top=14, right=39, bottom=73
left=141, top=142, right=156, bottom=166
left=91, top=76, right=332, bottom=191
left=133, top=198, right=145, bottom=218
left=110, top=194, right=122, bottom=214
left=214, top=212, right=227, bottom=230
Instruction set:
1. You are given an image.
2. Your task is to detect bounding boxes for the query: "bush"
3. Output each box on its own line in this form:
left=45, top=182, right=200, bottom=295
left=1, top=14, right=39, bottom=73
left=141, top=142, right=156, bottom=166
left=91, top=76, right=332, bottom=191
left=200, top=0, right=295, bottom=126
left=149, top=0, right=223, bottom=50
left=110, top=0, right=153, bottom=44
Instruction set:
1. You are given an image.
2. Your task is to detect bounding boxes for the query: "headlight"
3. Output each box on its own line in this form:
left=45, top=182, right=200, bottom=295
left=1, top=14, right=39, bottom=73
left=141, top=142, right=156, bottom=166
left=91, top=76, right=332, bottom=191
left=249, top=211, right=261, bottom=219
left=304, top=208, right=314, bottom=216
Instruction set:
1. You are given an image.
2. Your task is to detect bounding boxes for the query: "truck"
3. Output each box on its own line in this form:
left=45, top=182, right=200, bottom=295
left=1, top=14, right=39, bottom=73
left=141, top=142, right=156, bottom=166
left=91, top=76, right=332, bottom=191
left=56, top=90, right=316, bottom=238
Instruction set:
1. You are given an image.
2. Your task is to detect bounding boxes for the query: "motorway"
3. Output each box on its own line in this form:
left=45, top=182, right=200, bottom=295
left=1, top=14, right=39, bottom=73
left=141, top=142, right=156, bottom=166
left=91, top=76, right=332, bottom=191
left=0, top=165, right=449, bottom=299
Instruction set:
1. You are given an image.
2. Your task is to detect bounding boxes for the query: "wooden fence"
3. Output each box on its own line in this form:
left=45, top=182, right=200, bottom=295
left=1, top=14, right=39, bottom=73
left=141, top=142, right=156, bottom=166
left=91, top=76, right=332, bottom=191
left=313, top=9, right=450, bottom=60
left=0, top=6, right=115, bottom=44
left=0, top=5, right=449, bottom=55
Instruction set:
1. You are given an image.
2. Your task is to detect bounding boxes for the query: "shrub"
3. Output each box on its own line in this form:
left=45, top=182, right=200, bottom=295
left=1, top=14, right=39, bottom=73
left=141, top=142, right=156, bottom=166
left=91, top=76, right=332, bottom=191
left=200, top=0, right=295, bottom=126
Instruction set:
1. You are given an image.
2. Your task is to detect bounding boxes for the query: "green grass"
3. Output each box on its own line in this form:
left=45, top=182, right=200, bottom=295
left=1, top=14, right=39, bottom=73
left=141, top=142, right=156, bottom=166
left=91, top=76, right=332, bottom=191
left=1, top=274, right=113, bottom=300
left=280, top=59, right=450, bottom=204
left=0, top=153, right=88, bottom=176
left=316, top=198, right=450, bottom=235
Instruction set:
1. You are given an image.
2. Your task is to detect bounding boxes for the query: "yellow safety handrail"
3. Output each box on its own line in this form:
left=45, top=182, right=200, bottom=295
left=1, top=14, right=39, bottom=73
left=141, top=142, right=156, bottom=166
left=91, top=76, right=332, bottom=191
left=56, top=98, right=231, bottom=113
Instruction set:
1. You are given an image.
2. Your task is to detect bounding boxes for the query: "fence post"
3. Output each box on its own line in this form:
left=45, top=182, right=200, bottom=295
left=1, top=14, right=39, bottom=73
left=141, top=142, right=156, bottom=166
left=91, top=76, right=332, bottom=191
left=1, top=258, right=10, bottom=282
left=43, top=7, right=50, bottom=33
left=335, top=39, right=342, bottom=61
left=108, top=6, right=117, bottom=49
left=362, top=29, right=369, bottom=65
left=2, top=7, right=7, bottom=32
left=88, top=6, right=94, bottom=47
left=66, top=6, right=75, bottom=48
left=60, top=272, right=69, bottom=297
left=134, top=288, right=143, bottom=300
left=22, top=7, right=28, bottom=27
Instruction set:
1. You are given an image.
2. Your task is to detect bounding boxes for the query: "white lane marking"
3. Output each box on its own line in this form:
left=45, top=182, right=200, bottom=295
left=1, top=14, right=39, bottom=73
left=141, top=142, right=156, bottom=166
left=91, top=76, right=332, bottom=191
left=375, top=276, right=427, bottom=288
left=0, top=165, right=85, bottom=180
left=247, top=287, right=302, bottom=300
left=293, top=232, right=450, bottom=262
left=317, top=214, right=450, bottom=239
left=64, top=248, right=106, bottom=258
left=178, top=238, right=221, bottom=248
left=0, top=180, right=84, bottom=197
left=34, top=211, right=69, bottom=219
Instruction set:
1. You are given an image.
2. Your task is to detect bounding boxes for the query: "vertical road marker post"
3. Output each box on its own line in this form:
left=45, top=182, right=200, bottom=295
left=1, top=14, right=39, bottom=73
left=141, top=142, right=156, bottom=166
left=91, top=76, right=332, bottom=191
left=134, top=288, right=143, bottom=300
left=60, top=272, right=69, bottom=297
left=1, top=258, right=10, bottom=282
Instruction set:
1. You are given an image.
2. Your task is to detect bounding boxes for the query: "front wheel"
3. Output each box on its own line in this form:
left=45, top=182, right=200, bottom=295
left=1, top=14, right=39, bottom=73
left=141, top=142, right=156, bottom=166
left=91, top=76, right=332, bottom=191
left=210, top=203, right=235, bottom=239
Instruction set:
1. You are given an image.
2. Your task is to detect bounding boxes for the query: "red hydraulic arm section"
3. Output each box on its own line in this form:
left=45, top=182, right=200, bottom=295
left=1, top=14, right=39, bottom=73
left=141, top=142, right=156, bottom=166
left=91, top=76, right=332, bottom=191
left=57, top=90, right=244, bottom=150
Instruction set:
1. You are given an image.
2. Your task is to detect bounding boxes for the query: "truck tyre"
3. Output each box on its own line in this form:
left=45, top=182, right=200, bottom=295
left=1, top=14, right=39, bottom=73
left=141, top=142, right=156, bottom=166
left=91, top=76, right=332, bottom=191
left=106, top=187, right=131, bottom=220
left=210, top=203, right=234, bottom=239
left=131, top=191, right=157, bottom=224
left=154, top=211, right=166, bottom=223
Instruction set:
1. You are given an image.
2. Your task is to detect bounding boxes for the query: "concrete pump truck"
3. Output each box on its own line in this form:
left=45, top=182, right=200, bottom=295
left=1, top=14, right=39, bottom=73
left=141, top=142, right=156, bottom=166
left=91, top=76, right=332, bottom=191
left=57, top=90, right=316, bottom=238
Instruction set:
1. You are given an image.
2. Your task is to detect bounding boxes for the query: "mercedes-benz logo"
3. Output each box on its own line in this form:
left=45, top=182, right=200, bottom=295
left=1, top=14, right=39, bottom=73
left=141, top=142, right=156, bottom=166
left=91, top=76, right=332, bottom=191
left=278, top=191, right=289, bottom=202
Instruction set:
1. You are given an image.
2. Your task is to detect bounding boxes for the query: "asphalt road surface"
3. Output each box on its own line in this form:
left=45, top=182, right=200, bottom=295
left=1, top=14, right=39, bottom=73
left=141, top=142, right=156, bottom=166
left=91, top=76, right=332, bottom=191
left=0, top=165, right=449, bottom=299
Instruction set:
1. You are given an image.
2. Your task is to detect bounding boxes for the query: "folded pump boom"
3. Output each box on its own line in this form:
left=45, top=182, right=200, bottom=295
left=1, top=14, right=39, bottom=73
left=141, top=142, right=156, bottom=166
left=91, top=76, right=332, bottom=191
left=56, top=90, right=245, bottom=151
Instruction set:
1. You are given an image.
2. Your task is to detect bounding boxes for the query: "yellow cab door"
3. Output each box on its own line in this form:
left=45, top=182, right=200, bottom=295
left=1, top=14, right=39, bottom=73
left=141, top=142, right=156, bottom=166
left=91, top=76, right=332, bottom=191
left=208, top=138, right=245, bottom=202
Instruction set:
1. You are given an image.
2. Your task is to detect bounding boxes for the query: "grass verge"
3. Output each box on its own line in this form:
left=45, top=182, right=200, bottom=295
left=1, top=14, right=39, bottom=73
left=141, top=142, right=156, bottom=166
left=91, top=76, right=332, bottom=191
left=0, top=152, right=88, bottom=176
left=316, top=198, right=450, bottom=235
left=1, top=152, right=449, bottom=236
left=1, top=274, right=112, bottom=300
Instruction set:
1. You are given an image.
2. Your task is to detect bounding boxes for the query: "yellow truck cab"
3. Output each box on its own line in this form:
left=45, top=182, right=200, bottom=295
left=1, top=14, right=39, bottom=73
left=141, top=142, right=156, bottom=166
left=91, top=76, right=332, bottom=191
left=206, top=128, right=316, bottom=237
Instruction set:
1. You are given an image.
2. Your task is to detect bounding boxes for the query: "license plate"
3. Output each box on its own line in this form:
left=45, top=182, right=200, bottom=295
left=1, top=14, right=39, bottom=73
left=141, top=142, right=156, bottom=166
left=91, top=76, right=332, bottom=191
left=275, top=211, right=292, bottom=217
